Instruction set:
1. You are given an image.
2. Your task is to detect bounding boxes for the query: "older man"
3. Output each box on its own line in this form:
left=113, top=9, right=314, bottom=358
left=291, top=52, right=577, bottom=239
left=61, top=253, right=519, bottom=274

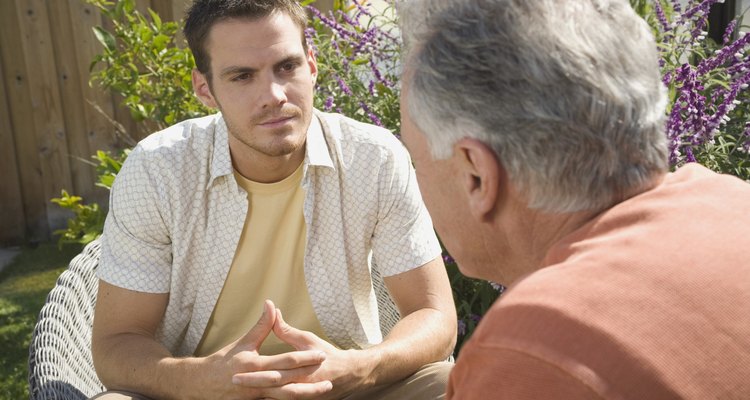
left=399, top=0, right=750, bottom=399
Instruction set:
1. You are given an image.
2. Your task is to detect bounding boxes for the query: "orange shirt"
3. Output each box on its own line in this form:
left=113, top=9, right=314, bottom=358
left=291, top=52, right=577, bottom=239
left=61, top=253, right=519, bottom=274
left=448, top=164, right=750, bottom=399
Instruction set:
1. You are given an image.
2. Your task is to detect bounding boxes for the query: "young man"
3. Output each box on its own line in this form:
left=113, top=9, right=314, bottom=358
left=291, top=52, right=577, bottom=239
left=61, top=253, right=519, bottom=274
left=399, top=0, right=750, bottom=399
left=90, top=1, right=456, bottom=399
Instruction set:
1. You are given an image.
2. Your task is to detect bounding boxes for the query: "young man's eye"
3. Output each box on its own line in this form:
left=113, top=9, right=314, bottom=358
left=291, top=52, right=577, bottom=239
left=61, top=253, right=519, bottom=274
left=231, top=73, right=251, bottom=82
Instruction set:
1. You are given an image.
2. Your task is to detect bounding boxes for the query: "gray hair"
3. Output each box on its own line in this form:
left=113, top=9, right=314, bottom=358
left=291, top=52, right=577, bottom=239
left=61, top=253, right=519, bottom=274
left=400, top=0, right=669, bottom=212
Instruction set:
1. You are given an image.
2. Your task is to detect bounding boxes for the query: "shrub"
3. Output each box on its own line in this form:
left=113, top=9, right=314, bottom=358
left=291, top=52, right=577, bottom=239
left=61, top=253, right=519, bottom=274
left=50, top=149, right=127, bottom=247
left=634, top=0, right=750, bottom=180
left=88, top=0, right=209, bottom=132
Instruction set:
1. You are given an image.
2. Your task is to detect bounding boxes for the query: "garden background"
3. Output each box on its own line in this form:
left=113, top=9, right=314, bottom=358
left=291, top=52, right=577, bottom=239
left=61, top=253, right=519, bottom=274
left=2, top=0, right=750, bottom=398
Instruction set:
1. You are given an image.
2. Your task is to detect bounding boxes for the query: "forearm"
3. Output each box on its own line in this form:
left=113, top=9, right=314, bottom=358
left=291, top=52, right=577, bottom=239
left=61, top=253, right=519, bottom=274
left=357, top=306, right=457, bottom=386
left=92, top=333, right=207, bottom=400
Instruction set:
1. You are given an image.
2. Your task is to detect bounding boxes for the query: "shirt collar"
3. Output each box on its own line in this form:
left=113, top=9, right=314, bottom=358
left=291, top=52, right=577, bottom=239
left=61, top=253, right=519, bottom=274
left=208, top=113, right=233, bottom=189
left=208, top=111, right=334, bottom=189
left=306, top=110, right=334, bottom=169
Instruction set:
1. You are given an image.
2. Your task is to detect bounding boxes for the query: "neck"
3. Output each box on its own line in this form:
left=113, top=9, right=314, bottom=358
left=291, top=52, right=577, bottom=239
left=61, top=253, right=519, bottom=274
left=230, top=140, right=306, bottom=183
left=489, top=173, right=666, bottom=284
left=495, top=203, right=602, bottom=285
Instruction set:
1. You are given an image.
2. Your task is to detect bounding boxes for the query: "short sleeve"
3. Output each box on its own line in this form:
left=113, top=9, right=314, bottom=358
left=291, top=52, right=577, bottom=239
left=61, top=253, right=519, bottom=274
left=370, top=141, right=441, bottom=277
left=448, top=342, right=602, bottom=400
left=98, top=146, right=173, bottom=293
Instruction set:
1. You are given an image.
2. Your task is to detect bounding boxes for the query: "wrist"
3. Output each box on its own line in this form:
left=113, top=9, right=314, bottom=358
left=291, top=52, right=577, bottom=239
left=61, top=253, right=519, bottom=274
left=156, top=356, right=209, bottom=400
left=351, top=347, right=383, bottom=388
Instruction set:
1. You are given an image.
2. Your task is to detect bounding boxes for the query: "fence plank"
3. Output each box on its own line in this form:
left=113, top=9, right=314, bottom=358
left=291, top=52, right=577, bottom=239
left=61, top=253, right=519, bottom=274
left=69, top=0, right=122, bottom=153
left=0, top=0, right=50, bottom=241
left=47, top=0, right=96, bottom=204
left=0, top=52, right=27, bottom=245
left=170, top=0, right=191, bottom=22
left=16, top=0, right=75, bottom=236
left=150, top=0, right=176, bottom=20
left=66, top=0, right=124, bottom=207
left=135, top=0, right=150, bottom=15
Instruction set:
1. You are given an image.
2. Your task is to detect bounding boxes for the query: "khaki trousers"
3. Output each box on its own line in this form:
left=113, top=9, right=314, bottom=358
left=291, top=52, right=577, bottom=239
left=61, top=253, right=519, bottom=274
left=90, top=361, right=453, bottom=400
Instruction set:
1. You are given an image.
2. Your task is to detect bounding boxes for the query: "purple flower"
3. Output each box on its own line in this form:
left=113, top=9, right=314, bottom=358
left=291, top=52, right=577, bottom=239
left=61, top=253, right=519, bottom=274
left=335, top=74, right=353, bottom=96
left=654, top=0, right=750, bottom=165
left=307, top=2, right=400, bottom=134
left=457, top=320, right=466, bottom=336
left=442, top=253, right=455, bottom=265
left=368, top=112, right=383, bottom=127
left=324, top=96, right=334, bottom=111
left=723, top=20, right=737, bottom=44
left=653, top=0, right=671, bottom=32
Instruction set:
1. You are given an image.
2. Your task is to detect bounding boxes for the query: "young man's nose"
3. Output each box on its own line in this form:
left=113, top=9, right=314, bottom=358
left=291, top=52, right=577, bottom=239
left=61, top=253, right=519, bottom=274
left=260, top=78, right=288, bottom=109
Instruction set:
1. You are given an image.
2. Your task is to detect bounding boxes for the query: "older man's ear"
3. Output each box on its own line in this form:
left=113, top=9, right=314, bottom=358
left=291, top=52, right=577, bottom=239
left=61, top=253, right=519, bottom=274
left=453, top=138, right=503, bottom=222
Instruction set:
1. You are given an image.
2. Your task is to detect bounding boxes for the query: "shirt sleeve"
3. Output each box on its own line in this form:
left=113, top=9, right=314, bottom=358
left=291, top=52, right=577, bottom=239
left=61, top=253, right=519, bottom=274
left=98, top=146, right=173, bottom=293
left=370, top=139, right=442, bottom=277
left=448, top=343, right=602, bottom=400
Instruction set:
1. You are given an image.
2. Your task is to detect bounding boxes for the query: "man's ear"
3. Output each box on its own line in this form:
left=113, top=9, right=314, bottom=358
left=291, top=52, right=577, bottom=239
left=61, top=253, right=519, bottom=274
left=454, top=138, right=502, bottom=221
left=192, top=69, right=218, bottom=109
left=307, top=48, right=318, bottom=84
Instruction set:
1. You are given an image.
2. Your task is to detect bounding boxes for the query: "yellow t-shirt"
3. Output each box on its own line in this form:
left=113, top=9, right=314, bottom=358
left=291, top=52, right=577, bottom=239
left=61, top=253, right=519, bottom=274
left=194, top=163, right=329, bottom=356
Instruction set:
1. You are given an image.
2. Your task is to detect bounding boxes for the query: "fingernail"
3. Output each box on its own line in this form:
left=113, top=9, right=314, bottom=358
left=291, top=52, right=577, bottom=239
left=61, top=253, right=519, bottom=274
left=232, top=376, right=240, bottom=385
left=318, top=351, right=327, bottom=360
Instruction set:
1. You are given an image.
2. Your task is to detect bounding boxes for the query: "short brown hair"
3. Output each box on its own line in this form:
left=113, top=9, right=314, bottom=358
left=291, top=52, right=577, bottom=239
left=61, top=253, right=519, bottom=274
left=184, top=0, right=309, bottom=78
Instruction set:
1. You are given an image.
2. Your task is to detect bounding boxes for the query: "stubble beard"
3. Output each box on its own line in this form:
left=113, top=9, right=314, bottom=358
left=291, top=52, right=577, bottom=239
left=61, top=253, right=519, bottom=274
left=224, top=105, right=309, bottom=158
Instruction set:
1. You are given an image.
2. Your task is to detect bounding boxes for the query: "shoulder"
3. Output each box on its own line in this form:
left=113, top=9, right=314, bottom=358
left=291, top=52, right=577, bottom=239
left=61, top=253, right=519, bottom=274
left=122, top=114, right=221, bottom=173
left=317, top=111, right=407, bottom=158
left=115, top=114, right=223, bottom=194
left=134, top=114, right=219, bottom=156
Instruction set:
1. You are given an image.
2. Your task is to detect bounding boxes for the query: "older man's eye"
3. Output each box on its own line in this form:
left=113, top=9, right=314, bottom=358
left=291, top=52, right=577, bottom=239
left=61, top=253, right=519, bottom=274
left=280, top=61, right=300, bottom=73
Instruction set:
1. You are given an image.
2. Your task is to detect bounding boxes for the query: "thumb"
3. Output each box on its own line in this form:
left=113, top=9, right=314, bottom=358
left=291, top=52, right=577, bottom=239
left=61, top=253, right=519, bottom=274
left=237, top=299, right=276, bottom=350
left=273, top=309, right=316, bottom=350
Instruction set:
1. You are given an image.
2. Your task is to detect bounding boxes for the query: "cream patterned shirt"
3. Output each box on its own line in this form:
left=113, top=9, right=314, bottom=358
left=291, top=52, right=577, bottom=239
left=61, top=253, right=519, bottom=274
left=99, top=110, right=441, bottom=356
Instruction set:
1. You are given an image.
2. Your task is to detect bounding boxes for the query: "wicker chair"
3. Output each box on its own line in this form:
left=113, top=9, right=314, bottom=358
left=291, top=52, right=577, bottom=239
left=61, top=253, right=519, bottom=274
left=28, top=239, right=106, bottom=399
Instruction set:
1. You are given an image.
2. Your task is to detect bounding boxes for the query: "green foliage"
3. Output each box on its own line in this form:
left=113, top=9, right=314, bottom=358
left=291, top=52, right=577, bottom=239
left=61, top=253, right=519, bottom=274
left=87, top=0, right=209, bottom=130
left=50, top=190, right=104, bottom=248
left=631, top=0, right=750, bottom=181
left=308, top=1, right=401, bottom=131
left=92, top=149, right=129, bottom=189
left=51, top=150, right=128, bottom=247
left=446, top=263, right=503, bottom=353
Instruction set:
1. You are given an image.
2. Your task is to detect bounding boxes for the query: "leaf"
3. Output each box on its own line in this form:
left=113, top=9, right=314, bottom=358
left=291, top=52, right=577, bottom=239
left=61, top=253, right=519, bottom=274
left=148, top=9, right=162, bottom=30
left=352, top=57, right=369, bottom=66
left=93, top=26, right=116, bottom=53
left=153, top=34, right=170, bottom=50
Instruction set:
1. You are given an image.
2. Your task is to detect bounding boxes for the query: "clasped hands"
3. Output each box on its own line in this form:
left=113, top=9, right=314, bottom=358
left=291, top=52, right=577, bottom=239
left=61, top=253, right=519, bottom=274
left=207, top=299, right=367, bottom=400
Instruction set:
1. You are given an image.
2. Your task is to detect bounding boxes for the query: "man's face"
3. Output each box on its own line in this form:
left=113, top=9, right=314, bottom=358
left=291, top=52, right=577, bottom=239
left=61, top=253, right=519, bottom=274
left=400, top=96, right=489, bottom=279
left=196, top=13, right=317, bottom=161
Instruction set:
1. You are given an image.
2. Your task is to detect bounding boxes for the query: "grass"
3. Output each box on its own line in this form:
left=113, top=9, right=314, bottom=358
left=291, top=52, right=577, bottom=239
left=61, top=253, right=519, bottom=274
left=0, top=242, right=82, bottom=400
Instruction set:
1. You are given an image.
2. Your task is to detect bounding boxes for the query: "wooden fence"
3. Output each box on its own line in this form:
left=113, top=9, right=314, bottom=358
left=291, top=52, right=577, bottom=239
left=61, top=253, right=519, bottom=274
left=0, top=0, right=192, bottom=245
left=0, top=0, right=334, bottom=245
